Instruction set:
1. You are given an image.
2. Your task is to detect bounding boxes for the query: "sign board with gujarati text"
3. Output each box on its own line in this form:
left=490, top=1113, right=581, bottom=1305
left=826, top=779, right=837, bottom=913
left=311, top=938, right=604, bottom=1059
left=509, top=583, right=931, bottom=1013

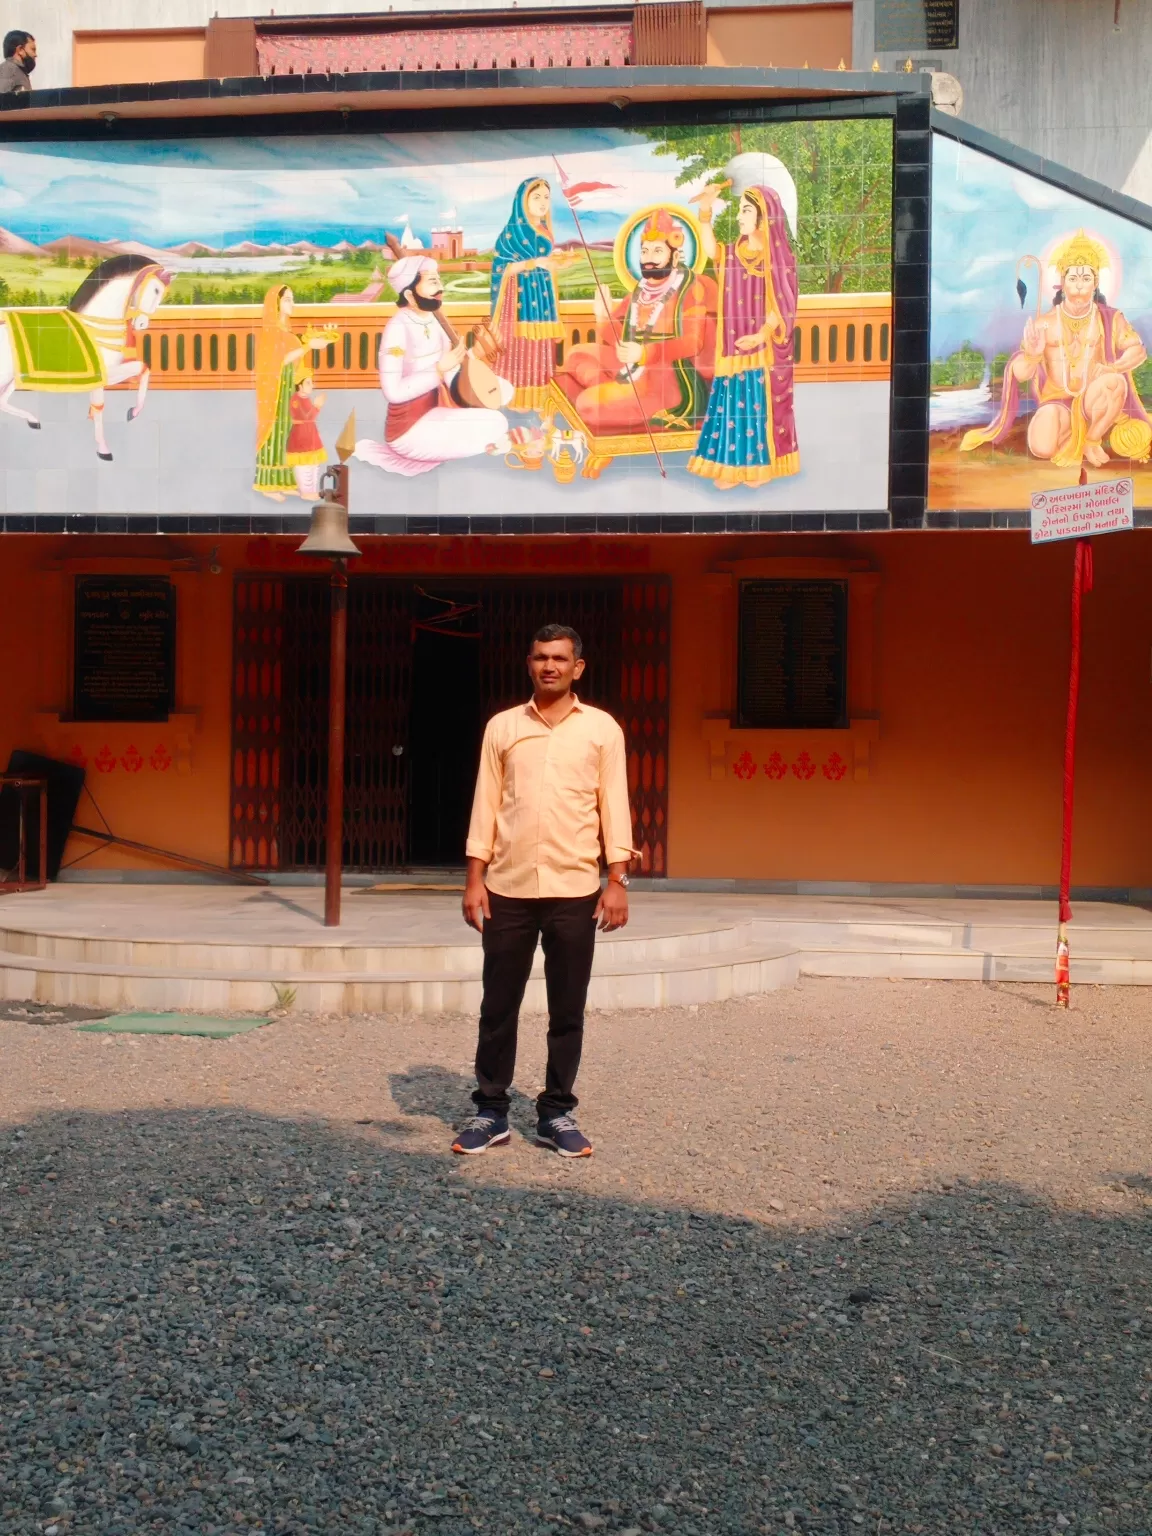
left=737, top=580, right=848, bottom=730
left=875, top=0, right=959, bottom=51
left=73, top=577, right=176, bottom=722
left=1029, top=479, right=1134, bottom=544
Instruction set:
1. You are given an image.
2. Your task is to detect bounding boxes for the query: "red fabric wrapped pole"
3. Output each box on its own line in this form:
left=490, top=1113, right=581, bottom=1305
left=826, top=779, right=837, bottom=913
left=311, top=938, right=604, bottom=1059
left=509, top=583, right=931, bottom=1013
left=1059, top=537, right=1094, bottom=927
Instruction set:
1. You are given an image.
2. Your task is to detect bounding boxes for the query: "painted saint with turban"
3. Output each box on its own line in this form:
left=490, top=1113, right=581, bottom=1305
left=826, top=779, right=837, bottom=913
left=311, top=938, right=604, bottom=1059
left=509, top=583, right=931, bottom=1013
left=557, top=206, right=717, bottom=436
left=353, top=253, right=513, bottom=478
left=959, top=228, right=1150, bottom=468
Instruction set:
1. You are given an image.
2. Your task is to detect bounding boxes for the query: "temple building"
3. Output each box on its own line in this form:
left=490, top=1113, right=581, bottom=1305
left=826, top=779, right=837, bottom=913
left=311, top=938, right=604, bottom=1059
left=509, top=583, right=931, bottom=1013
left=0, top=1, right=1149, bottom=903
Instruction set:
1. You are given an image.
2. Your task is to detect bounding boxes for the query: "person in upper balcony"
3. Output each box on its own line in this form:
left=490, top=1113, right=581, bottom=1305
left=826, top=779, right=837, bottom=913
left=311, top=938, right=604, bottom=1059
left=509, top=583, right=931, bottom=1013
left=0, top=30, right=36, bottom=93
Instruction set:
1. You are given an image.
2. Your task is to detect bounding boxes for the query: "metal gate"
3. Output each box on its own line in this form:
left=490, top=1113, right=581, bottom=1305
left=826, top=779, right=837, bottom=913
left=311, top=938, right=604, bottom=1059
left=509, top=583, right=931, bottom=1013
left=619, top=578, right=671, bottom=877
left=230, top=573, right=670, bottom=874
left=477, top=581, right=621, bottom=718
left=279, top=579, right=413, bottom=871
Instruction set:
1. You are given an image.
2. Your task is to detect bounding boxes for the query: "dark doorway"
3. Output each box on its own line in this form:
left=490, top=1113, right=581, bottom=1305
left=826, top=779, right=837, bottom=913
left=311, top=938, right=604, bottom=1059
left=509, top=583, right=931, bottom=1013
left=232, top=573, right=672, bottom=877
left=408, top=588, right=483, bottom=866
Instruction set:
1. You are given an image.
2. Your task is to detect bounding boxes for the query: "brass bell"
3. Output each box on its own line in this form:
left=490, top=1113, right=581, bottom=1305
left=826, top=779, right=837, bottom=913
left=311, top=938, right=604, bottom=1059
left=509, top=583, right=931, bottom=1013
left=298, top=498, right=361, bottom=558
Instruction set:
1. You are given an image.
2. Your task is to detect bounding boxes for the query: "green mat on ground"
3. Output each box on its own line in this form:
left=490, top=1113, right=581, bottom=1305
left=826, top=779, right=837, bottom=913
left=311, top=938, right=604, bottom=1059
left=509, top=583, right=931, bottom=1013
left=76, top=1013, right=270, bottom=1038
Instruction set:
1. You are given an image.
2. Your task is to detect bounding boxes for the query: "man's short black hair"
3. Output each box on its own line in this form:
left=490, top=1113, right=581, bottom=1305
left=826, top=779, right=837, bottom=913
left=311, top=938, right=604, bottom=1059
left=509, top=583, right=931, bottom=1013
left=531, top=623, right=583, bottom=660
left=3, top=31, right=33, bottom=59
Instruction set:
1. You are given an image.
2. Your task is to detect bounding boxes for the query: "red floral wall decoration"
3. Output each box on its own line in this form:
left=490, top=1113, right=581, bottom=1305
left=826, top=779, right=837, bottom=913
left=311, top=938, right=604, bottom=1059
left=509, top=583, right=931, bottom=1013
left=791, top=751, right=817, bottom=781
left=64, top=743, right=179, bottom=773
left=732, top=749, right=757, bottom=780
left=729, top=749, right=851, bottom=783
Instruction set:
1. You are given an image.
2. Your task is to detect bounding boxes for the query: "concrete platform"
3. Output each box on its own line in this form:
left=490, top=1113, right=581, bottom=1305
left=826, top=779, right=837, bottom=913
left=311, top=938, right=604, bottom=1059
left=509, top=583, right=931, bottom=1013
left=2, top=887, right=1150, bottom=1014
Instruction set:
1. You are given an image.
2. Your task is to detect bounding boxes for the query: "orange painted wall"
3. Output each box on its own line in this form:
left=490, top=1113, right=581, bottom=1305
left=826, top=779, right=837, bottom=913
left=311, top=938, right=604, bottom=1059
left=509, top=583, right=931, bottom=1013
left=666, top=532, right=1152, bottom=886
left=706, top=7, right=853, bottom=69
left=1, top=530, right=1150, bottom=887
left=73, top=31, right=207, bottom=88
left=0, top=538, right=234, bottom=878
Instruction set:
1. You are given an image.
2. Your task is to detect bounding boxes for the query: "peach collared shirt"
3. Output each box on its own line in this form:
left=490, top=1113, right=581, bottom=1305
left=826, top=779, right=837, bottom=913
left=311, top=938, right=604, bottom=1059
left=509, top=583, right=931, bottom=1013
left=466, top=696, right=636, bottom=899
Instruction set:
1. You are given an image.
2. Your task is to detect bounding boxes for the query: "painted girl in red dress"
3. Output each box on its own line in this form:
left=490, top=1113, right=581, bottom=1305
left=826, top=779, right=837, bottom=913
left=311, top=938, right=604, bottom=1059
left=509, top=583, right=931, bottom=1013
left=285, top=371, right=327, bottom=499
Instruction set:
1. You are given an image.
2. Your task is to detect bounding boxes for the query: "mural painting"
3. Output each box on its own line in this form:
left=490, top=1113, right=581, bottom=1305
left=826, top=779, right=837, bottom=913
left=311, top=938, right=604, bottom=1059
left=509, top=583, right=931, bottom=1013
left=931, top=135, right=1152, bottom=510
left=0, top=121, right=892, bottom=517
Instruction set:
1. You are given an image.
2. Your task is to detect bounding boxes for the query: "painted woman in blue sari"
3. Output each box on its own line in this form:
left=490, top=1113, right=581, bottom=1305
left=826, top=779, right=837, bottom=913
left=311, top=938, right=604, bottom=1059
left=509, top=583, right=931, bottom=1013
left=490, top=177, right=565, bottom=411
left=687, top=183, right=800, bottom=489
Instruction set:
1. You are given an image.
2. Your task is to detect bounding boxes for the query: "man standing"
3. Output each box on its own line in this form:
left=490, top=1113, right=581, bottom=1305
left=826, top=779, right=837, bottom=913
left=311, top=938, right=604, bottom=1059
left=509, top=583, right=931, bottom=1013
left=455, top=625, right=635, bottom=1159
left=0, top=31, right=36, bottom=93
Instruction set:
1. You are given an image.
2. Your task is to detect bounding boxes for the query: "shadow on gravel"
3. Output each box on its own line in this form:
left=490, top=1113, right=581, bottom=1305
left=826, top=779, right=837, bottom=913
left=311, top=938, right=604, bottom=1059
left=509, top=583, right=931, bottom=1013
left=2, top=1109, right=1150, bottom=1536
left=389, top=1066, right=536, bottom=1131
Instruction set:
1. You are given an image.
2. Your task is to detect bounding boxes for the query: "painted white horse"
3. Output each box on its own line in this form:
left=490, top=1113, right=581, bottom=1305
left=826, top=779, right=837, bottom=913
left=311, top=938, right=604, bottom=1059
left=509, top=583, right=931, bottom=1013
left=0, top=254, right=171, bottom=461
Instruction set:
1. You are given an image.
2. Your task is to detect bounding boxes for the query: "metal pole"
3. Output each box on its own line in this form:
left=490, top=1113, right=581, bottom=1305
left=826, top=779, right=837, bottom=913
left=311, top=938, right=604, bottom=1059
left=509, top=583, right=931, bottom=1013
left=1056, top=535, right=1091, bottom=1007
left=38, top=784, right=47, bottom=890
left=1054, top=464, right=1094, bottom=1009
left=325, top=556, right=348, bottom=928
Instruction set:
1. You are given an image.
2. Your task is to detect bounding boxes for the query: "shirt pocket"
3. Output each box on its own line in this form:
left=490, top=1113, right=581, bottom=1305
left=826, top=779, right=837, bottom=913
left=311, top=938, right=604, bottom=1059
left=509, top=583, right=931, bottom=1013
left=548, top=733, right=600, bottom=806
left=503, top=736, right=544, bottom=808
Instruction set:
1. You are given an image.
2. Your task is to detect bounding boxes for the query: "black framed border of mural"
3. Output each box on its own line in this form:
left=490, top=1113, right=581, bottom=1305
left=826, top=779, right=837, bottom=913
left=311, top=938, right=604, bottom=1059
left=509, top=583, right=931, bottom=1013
left=888, top=90, right=932, bottom=531
left=0, top=80, right=933, bottom=535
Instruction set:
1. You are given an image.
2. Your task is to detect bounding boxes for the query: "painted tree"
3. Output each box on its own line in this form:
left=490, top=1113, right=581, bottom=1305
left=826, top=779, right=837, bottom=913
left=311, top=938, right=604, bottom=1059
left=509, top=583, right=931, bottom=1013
left=636, top=119, right=892, bottom=295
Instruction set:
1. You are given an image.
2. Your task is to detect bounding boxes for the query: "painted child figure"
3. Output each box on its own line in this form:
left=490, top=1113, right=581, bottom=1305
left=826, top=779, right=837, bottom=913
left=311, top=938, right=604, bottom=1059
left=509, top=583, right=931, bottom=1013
left=285, top=372, right=327, bottom=498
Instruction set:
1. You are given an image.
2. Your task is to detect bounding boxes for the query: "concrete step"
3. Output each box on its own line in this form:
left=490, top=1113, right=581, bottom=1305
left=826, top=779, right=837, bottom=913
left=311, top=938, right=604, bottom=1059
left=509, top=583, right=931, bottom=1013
left=751, top=918, right=1152, bottom=958
left=3, top=928, right=1147, bottom=1018
left=801, top=945, right=1152, bottom=985
left=0, top=939, right=802, bottom=1016
left=0, top=920, right=746, bottom=977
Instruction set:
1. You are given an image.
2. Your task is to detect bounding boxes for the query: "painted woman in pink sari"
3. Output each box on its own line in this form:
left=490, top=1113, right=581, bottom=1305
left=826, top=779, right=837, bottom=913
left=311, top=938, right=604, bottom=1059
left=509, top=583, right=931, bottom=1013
left=687, top=183, right=799, bottom=489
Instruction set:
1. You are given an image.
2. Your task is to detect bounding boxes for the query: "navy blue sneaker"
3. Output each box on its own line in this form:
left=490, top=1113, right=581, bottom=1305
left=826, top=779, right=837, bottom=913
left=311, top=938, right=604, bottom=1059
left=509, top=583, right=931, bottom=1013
left=535, top=1114, right=592, bottom=1158
left=451, top=1112, right=511, bottom=1155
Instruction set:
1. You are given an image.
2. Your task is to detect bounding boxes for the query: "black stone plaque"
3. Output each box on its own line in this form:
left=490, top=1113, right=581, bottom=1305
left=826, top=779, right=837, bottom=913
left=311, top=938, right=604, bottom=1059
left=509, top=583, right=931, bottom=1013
left=875, top=0, right=958, bottom=51
left=737, top=580, right=847, bottom=729
left=73, top=577, right=175, bottom=723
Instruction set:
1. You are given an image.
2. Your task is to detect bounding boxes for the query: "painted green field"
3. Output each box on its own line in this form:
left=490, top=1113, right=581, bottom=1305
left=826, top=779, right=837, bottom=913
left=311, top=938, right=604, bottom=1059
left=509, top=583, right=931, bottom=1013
left=0, top=256, right=90, bottom=306
left=0, top=249, right=625, bottom=309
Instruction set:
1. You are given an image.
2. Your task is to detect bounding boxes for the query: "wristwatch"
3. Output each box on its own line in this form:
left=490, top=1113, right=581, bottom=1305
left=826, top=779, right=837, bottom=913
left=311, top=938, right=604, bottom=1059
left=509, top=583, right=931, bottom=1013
left=608, top=871, right=630, bottom=888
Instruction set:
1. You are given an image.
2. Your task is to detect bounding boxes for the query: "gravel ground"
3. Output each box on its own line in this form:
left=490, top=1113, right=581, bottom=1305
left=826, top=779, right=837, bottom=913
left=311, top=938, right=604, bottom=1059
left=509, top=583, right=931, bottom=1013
left=2, top=977, right=1151, bottom=1536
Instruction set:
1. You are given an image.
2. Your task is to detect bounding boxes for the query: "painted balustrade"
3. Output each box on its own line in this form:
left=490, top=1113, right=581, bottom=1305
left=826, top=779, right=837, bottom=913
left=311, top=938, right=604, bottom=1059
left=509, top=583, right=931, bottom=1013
left=124, top=293, right=892, bottom=391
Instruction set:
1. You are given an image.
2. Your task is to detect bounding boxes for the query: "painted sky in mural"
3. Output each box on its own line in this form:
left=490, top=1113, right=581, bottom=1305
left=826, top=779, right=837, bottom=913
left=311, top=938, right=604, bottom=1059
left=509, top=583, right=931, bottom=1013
left=931, top=134, right=1152, bottom=510
left=0, top=122, right=892, bottom=518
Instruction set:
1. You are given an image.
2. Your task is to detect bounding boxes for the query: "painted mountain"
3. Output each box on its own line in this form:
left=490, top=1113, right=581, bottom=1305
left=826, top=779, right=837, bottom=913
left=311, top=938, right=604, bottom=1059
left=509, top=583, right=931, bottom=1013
left=0, top=225, right=45, bottom=256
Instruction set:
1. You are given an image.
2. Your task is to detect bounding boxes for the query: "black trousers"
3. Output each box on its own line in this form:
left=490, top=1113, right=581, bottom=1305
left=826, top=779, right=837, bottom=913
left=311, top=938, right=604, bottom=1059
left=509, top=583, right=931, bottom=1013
left=473, top=889, right=599, bottom=1120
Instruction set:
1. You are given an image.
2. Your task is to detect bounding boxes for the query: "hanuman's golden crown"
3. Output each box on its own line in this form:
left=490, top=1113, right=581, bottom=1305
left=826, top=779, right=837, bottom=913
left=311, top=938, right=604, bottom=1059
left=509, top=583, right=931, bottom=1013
left=1051, top=228, right=1109, bottom=276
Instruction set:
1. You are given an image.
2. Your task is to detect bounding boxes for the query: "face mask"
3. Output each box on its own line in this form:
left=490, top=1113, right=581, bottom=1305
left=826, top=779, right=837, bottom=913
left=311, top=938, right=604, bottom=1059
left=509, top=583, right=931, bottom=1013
left=19, top=54, right=35, bottom=74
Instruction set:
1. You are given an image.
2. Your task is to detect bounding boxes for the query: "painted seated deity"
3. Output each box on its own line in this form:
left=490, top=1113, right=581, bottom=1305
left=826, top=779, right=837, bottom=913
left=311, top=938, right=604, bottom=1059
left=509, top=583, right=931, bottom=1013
left=961, top=229, right=1151, bottom=469
left=551, top=205, right=716, bottom=479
